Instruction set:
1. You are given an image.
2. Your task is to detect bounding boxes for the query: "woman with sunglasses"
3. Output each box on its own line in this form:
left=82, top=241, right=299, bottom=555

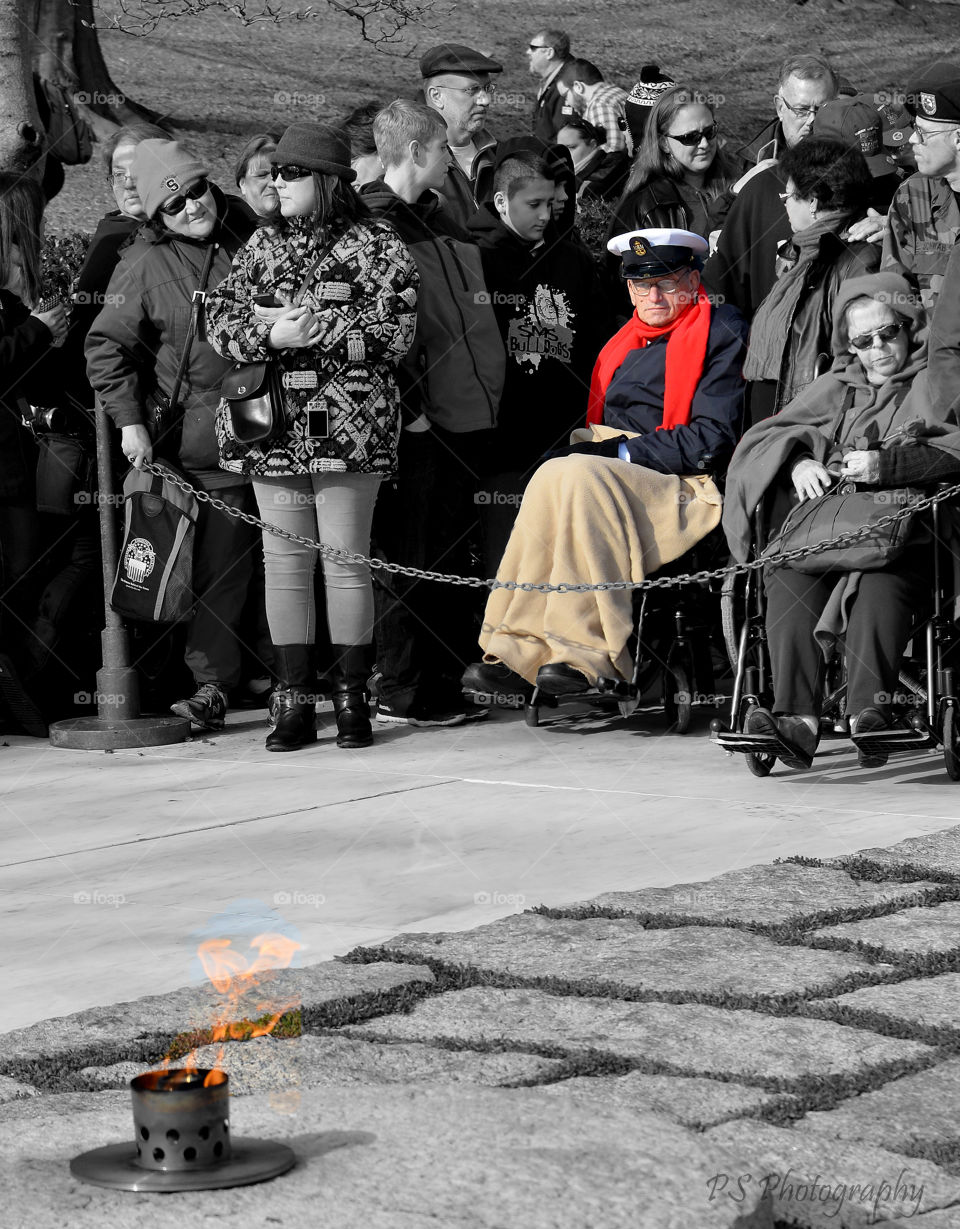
left=742, top=136, right=879, bottom=426
left=723, top=272, right=960, bottom=772
left=205, top=123, right=418, bottom=753
left=607, top=86, right=738, bottom=255
left=86, top=140, right=260, bottom=731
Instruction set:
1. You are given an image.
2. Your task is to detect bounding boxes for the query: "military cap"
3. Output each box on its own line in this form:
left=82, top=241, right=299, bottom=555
left=904, top=61, right=960, bottom=122
left=607, top=228, right=708, bottom=280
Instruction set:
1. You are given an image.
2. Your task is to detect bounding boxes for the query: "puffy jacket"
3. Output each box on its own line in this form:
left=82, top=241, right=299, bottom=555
left=205, top=215, right=418, bottom=477
left=84, top=189, right=256, bottom=484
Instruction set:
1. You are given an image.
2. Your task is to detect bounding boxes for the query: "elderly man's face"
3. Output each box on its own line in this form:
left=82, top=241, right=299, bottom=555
left=775, top=72, right=836, bottom=147
left=428, top=74, right=493, bottom=141
left=627, top=269, right=700, bottom=326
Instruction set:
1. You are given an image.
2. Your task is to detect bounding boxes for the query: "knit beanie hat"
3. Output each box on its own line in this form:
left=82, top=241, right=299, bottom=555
left=274, top=123, right=356, bottom=181
left=625, top=65, right=676, bottom=146
left=131, top=140, right=211, bottom=220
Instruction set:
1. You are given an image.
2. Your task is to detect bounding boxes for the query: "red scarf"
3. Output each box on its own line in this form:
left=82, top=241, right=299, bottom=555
left=586, top=288, right=712, bottom=429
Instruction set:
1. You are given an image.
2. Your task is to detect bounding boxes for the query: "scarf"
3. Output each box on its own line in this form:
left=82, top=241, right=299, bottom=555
left=586, top=288, right=712, bottom=428
left=742, top=212, right=849, bottom=383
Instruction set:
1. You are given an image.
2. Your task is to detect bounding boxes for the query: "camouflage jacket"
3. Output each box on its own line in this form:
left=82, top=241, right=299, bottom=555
left=881, top=174, right=960, bottom=312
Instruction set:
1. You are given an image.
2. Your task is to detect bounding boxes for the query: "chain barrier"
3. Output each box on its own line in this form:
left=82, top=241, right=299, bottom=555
left=141, top=460, right=960, bottom=595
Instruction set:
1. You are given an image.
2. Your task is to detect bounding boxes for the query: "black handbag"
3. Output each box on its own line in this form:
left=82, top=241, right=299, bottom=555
left=35, top=432, right=96, bottom=515
left=221, top=360, right=284, bottom=446
left=763, top=483, right=923, bottom=573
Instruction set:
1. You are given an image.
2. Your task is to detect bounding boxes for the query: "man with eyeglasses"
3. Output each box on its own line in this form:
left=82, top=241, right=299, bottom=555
left=527, top=29, right=572, bottom=143
left=881, top=61, right=960, bottom=312
left=420, top=42, right=503, bottom=229
left=706, top=54, right=839, bottom=323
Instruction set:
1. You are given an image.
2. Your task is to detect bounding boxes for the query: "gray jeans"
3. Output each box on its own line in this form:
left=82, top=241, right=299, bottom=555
left=253, top=473, right=381, bottom=646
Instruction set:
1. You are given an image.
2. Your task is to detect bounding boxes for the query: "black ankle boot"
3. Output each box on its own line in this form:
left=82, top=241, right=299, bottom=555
left=331, top=644, right=373, bottom=749
left=265, top=645, right=317, bottom=753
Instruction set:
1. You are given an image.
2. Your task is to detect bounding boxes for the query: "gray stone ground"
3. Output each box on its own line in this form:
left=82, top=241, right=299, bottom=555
left=5, top=830, right=960, bottom=1226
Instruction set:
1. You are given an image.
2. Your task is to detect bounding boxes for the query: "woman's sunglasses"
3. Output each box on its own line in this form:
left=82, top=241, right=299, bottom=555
left=666, top=123, right=718, bottom=147
left=269, top=164, right=313, bottom=181
left=849, top=322, right=903, bottom=351
left=159, top=179, right=210, bottom=216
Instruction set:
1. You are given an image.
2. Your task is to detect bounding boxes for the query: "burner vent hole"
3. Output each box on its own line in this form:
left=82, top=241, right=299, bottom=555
left=198, top=1125, right=210, bottom=1140
left=140, top=1127, right=149, bottom=1140
left=166, top=1129, right=179, bottom=1143
left=183, top=1147, right=197, bottom=1162
left=152, top=1148, right=164, bottom=1162
left=213, top=1142, right=223, bottom=1157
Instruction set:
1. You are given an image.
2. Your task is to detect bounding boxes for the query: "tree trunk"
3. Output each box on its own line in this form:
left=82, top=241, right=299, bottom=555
left=0, top=0, right=43, bottom=172
left=32, top=0, right=163, bottom=127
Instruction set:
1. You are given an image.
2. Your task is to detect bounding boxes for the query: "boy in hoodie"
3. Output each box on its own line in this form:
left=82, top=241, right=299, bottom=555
left=468, top=150, right=610, bottom=569
left=361, top=100, right=505, bottom=727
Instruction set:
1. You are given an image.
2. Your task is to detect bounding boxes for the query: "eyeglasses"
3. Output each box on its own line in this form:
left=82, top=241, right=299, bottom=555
left=666, top=123, right=718, bottom=146
left=630, top=275, right=687, bottom=296
left=269, top=164, right=313, bottom=181
left=911, top=122, right=960, bottom=144
left=778, top=190, right=802, bottom=202
left=848, top=322, right=903, bottom=350
left=434, top=82, right=492, bottom=99
left=110, top=170, right=135, bottom=184
left=158, top=179, right=210, bottom=216
left=777, top=93, right=822, bottom=120
left=527, top=43, right=548, bottom=51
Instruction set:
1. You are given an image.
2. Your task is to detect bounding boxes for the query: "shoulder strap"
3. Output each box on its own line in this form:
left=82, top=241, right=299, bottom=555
left=167, top=243, right=217, bottom=412
left=827, top=384, right=857, bottom=448
left=292, top=254, right=326, bottom=307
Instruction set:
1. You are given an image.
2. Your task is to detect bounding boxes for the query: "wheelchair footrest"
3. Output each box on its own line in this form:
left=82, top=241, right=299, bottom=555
left=714, top=729, right=779, bottom=754
left=851, top=728, right=937, bottom=753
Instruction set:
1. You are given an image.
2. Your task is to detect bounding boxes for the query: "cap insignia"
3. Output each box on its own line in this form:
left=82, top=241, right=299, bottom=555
left=920, top=91, right=937, bottom=116
left=631, top=238, right=647, bottom=256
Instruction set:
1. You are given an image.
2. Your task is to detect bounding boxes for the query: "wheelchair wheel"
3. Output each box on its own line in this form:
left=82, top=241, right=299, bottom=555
left=662, top=661, right=692, bottom=734
left=746, top=749, right=776, bottom=777
left=944, top=706, right=960, bottom=781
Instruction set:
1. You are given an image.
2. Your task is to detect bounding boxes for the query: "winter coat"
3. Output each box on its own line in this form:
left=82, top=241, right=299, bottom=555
left=467, top=202, right=611, bottom=474
left=602, top=303, right=749, bottom=476
left=881, top=172, right=960, bottom=313
left=703, top=165, right=791, bottom=320
left=532, top=67, right=572, bottom=143
left=204, top=215, right=418, bottom=478
left=85, top=189, right=256, bottom=488
left=745, top=222, right=879, bottom=414
left=609, top=173, right=734, bottom=244
left=930, top=240, right=960, bottom=418
left=0, top=290, right=56, bottom=503
left=437, top=129, right=498, bottom=232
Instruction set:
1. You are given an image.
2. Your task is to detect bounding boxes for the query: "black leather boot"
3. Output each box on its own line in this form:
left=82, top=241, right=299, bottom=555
left=265, top=644, right=317, bottom=753
left=330, top=644, right=373, bottom=749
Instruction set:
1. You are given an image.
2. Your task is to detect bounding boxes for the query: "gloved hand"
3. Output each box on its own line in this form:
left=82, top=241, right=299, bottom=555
left=542, top=436, right=628, bottom=463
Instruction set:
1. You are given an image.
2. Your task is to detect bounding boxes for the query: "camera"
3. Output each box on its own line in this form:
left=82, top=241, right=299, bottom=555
left=30, top=405, right=71, bottom=433
left=254, top=293, right=282, bottom=308
left=306, top=409, right=329, bottom=439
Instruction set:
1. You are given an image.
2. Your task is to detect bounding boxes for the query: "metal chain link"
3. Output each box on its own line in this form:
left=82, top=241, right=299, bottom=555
left=140, top=460, right=960, bottom=595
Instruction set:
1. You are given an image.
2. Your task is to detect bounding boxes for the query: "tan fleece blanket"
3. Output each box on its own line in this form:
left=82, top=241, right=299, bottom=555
left=479, top=427, right=723, bottom=685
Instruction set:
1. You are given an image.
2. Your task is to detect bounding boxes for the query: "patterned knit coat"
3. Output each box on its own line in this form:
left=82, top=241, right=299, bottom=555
left=205, top=216, right=418, bottom=476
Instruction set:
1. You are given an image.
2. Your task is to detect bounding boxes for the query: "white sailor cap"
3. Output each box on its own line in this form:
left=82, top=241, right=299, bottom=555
left=607, top=228, right=709, bottom=280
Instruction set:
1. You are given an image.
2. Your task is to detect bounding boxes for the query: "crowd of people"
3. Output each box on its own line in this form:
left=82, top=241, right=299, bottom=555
left=0, top=32, right=958, bottom=772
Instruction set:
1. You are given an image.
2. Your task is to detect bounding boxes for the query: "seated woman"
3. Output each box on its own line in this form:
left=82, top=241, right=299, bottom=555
left=723, top=272, right=960, bottom=771
left=463, top=228, right=747, bottom=700
left=743, top=136, right=879, bottom=425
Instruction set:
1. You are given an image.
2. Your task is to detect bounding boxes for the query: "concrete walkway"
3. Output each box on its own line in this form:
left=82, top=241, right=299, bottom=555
left=3, top=703, right=959, bottom=1036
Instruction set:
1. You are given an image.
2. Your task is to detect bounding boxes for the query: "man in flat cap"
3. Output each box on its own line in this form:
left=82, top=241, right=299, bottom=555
left=463, top=229, right=747, bottom=702
left=881, top=61, right=960, bottom=311
left=421, top=42, right=503, bottom=229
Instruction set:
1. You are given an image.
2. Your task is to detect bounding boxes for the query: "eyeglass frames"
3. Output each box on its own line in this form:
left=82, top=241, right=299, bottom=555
left=158, top=179, right=210, bottom=216
left=433, top=82, right=492, bottom=99
left=269, top=164, right=313, bottom=181
left=629, top=275, right=688, bottom=297
left=911, top=122, right=960, bottom=144
left=848, top=322, right=903, bottom=350
left=777, top=93, right=822, bottom=120
left=666, top=123, right=718, bottom=146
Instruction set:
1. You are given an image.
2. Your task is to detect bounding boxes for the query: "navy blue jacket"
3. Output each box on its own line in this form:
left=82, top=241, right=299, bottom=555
left=602, top=302, right=748, bottom=475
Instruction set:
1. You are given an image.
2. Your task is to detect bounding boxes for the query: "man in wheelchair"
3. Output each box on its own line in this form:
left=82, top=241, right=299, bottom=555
left=463, top=228, right=748, bottom=700
left=722, top=272, right=960, bottom=770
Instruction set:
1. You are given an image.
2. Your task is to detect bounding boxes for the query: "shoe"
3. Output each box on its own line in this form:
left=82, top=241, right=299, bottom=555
left=745, top=707, right=818, bottom=770
left=331, top=644, right=373, bottom=749
left=461, top=661, right=533, bottom=706
left=170, top=682, right=227, bottom=731
left=375, top=698, right=489, bottom=727
left=535, top=662, right=592, bottom=696
left=265, top=645, right=317, bottom=752
left=850, top=707, right=890, bottom=768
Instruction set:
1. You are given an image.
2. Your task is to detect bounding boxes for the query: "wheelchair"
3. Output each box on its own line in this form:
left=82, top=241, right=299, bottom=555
left=712, top=494, right=960, bottom=779
left=524, top=528, right=729, bottom=731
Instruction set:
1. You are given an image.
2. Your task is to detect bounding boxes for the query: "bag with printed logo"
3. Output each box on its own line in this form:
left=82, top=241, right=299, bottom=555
left=110, top=463, right=198, bottom=624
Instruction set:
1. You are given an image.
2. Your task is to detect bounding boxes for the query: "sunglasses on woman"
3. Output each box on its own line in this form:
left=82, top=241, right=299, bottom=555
left=269, top=164, right=313, bottom=182
left=848, top=322, right=903, bottom=351
left=666, top=123, right=718, bottom=147
left=158, top=179, right=211, bottom=216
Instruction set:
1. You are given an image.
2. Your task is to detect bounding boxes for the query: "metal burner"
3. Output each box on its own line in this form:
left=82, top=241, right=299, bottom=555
left=70, top=1068, right=296, bottom=1192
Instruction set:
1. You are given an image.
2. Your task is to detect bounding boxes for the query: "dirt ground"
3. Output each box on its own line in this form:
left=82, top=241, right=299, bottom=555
left=45, top=0, right=960, bottom=235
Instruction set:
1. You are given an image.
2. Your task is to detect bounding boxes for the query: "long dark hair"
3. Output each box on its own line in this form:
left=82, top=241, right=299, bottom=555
left=624, top=85, right=737, bottom=201
left=274, top=171, right=370, bottom=244
left=0, top=173, right=45, bottom=306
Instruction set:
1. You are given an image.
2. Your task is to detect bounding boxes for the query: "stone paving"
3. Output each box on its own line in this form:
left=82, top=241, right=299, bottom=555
left=4, top=830, right=960, bottom=1226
